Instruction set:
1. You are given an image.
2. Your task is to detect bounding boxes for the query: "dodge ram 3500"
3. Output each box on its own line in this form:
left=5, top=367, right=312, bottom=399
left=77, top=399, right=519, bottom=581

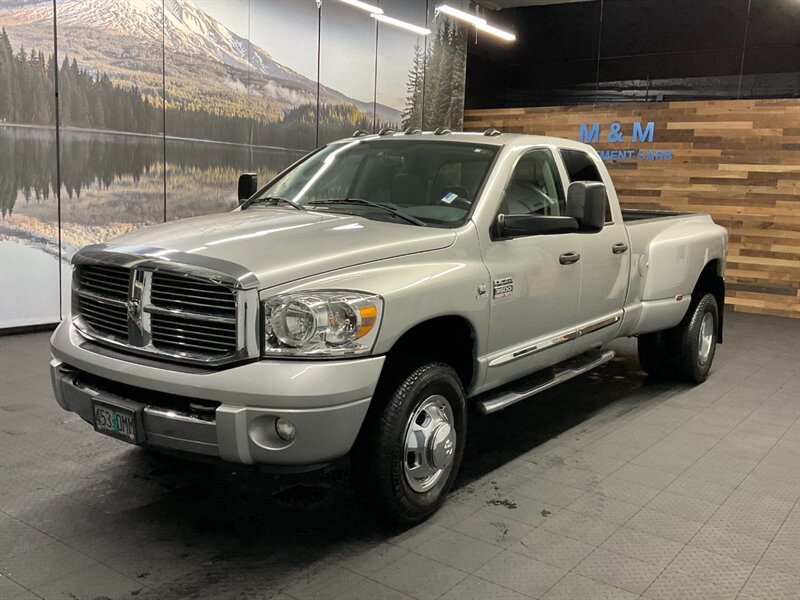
left=51, top=131, right=727, bottom=522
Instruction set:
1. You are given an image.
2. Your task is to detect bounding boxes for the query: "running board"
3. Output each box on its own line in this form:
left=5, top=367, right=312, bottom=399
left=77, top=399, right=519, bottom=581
left=476, top=349, right=616, bottom=415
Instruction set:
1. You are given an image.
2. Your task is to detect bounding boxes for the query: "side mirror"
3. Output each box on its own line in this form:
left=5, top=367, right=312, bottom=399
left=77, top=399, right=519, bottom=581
left=567, top=181, right=606, bottom=232
left=497, top=214, right=579, bottom=238
left=238, top=173, right=258, bottom=204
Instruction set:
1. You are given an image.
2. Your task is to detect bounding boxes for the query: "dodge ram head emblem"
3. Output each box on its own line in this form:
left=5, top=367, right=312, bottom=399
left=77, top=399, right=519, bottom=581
left=127, top=298, right=141, bottom=320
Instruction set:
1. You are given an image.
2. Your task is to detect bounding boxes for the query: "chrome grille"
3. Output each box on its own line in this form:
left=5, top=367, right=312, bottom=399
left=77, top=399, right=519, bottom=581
left=149, top=271, right=237, bottom=355
left=73, top=262, right=251, bottom=365
left=79, top=265, right=130, bottom=299
left=150, top=272, right=236, bottom=316
left=77, top=297, right=129, bottom=338
left=77, top=266, right=130, bottom=339
left=151, top=314, right=237, bottom=354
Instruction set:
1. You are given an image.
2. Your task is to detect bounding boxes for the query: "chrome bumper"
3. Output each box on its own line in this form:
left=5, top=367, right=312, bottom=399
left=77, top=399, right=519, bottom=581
left=50, top=321, right=385, bottom=467
left=52, top=361, right=219, bottom=457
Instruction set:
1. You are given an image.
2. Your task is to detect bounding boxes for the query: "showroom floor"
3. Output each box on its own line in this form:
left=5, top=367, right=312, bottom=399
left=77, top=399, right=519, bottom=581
left=1, top=312, right=798, bottom=600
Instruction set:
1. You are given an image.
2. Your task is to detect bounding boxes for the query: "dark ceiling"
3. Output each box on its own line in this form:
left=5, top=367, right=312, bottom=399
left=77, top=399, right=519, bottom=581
left=466, top=0, right=800, bottom=107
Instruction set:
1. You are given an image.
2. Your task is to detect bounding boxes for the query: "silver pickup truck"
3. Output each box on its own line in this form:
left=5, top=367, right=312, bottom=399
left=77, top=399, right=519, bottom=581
left=50, top=131, right=727, bottom=522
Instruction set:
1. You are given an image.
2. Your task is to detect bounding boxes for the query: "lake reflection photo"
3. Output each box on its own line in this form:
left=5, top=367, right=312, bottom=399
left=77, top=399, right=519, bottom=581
left=0, top=125, right=300, bottom=327
left=1, top=125, right=299, bottom=253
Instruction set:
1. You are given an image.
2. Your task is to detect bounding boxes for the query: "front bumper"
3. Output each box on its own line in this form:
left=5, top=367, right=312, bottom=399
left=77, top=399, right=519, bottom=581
left=50, top=321, right=385, bottom=467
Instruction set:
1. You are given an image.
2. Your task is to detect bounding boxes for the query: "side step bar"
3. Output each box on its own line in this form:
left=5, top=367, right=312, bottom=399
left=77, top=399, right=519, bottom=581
left=477, top=349, right=616, bottom=415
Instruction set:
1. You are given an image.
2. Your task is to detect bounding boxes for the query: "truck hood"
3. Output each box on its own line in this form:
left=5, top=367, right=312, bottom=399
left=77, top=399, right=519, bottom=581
left=102, top=208, right=457, bottom=289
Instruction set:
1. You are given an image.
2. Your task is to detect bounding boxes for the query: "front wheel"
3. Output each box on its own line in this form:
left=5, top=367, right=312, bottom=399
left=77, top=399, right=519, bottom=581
left=351, top=362, right=467, bottom=524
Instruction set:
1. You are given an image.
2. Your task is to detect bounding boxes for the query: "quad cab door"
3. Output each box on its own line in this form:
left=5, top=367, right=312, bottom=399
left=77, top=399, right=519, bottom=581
left=481, top=148, right=581, bottom=390
left=558, top=148, right=630, bottom=353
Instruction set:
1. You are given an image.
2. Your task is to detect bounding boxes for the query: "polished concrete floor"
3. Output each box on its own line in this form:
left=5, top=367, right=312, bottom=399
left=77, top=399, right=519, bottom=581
left=1, top=312, right=798, bottom=600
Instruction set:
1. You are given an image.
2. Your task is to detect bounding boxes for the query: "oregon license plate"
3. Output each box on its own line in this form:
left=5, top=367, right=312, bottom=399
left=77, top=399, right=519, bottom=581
left=93, top=400, right=139, bottom=444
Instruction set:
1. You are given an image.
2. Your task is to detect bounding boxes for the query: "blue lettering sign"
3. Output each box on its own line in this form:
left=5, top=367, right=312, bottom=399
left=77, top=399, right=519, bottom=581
left=579, top=123, right=600, bottom=144
left=578, top=122, right=671, bottom=161
left=607, top=122, right=624, bottom=143
left=632, top=121, right=655, bottom=143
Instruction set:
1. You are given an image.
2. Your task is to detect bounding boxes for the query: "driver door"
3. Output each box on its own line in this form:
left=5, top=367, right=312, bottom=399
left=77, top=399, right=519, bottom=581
left=482, top=148, right=581, bottom=389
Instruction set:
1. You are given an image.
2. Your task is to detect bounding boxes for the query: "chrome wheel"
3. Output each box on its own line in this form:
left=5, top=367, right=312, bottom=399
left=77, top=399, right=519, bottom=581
left=697, top=311, right=715, bottom=365
left=403, top=395, right=456, bottom=493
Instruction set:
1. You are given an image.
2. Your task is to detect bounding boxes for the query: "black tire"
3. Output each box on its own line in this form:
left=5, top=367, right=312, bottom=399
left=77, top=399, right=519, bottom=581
left=673, top=292, right=718, bottom=383
left=637, top=331, right=672, bottom=378
left=351, top=362, right=467, bottom=524
left=638, top=292, right=718, bottom=384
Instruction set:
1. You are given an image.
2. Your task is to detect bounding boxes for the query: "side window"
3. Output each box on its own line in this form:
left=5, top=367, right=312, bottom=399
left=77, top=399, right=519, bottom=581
left=502, top=150, right=565, bottom=216
left=559, top=148, right=613, bottom=223
left=560, top=149, right=603, bottom=182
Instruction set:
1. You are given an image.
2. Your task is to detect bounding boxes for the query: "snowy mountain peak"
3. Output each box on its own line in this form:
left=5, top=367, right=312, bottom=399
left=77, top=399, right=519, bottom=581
left=7, top=0, right=294, bottom=80
left=1, top=0, right=402, bottom=121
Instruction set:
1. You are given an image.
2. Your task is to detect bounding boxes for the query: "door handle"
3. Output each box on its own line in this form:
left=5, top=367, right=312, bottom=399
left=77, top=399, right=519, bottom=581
left=612, top=243, right=629, bottom=254
left=559, top=252, right=581, bottom=265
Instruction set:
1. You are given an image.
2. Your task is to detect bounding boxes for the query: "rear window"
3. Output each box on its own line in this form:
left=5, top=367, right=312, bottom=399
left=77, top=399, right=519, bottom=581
left=560, top=149, right=603, bottom=182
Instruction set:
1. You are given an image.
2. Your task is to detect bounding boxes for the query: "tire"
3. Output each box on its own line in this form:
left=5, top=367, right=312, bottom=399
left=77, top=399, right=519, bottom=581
left=637, top=331, right=672, bottom=378
left=351, top=362, right=467, bottom=524
left=673, top=292, right=718, bottom=383
left=638, top=292, right=718, bottom=384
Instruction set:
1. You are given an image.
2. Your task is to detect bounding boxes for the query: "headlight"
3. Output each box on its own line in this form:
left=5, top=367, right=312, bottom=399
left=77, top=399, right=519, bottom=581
left=262, top=291, right=382, bottom=357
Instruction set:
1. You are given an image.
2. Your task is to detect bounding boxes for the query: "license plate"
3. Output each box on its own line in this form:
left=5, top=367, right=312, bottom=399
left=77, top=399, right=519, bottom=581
left=93, top=401, right=139, bottom=444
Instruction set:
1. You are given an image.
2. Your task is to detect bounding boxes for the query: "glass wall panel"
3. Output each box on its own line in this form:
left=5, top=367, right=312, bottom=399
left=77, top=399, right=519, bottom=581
left=376, top=0, right=428, bottom=131
left=0, top=2, right=62, bottom=326
left=318, top=0, right=378, bottom=144
left=246, top=0, right=318, bottom=187
left=53, top=0, right=166, bottom=318
left=165, top=0, right=250, bottom=220
left=421, top=0, right=469, bottom=130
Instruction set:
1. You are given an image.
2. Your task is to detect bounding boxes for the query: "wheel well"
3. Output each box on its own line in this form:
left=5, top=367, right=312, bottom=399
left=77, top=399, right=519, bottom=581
left=693, top=260, right=725, bottom=342
left=382, top=316, right=476, bottom=391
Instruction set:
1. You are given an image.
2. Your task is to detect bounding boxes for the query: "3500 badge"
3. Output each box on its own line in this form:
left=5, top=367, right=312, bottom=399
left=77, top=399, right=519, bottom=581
left=493, top=277, right=513, bottom=299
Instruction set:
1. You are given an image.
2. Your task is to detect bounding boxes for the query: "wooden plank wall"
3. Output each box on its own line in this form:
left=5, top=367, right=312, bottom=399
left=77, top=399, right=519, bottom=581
left=464, top=99, right=800, bottom=318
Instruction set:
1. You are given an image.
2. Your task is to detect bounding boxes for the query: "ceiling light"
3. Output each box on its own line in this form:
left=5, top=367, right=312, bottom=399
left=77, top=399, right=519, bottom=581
left=371, top=13, right=432, bottom=35
left=477, top=22, right=516, bottom=42
left=435, top=4, right=486, bottom=26
left=339, top=0, right=383, bottom=15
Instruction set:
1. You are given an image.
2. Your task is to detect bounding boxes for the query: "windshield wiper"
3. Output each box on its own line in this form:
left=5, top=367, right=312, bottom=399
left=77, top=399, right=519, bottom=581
left=242, top=196, right=306, bottom=211
left=307, top=198, right=426, bottom=226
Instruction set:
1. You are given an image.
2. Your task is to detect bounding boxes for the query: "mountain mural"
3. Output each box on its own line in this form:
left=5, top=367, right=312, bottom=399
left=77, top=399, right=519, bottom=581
left=0, top=0, right=470, bottom=327
left=0, top=0, right=402, bottom=133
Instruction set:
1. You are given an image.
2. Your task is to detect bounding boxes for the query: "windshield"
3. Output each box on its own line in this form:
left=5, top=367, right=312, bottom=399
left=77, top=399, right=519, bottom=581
left=249, top=139, right=499, bottom=227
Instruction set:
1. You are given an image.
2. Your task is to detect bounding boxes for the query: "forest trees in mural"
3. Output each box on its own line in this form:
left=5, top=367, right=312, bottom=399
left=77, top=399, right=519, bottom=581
left=0, top=28, right=382, bottom=151
left=0, top=29, right=54, bottom=127
left=402, top=20, right=468, bottom=131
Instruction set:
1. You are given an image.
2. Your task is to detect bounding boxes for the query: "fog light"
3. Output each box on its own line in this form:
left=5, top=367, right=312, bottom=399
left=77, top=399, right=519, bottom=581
left=275, top=417, right=296, bottom=442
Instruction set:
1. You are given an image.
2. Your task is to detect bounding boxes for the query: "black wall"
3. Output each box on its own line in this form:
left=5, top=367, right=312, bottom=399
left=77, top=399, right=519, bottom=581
left=466, top=0, right=800, bottom=108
